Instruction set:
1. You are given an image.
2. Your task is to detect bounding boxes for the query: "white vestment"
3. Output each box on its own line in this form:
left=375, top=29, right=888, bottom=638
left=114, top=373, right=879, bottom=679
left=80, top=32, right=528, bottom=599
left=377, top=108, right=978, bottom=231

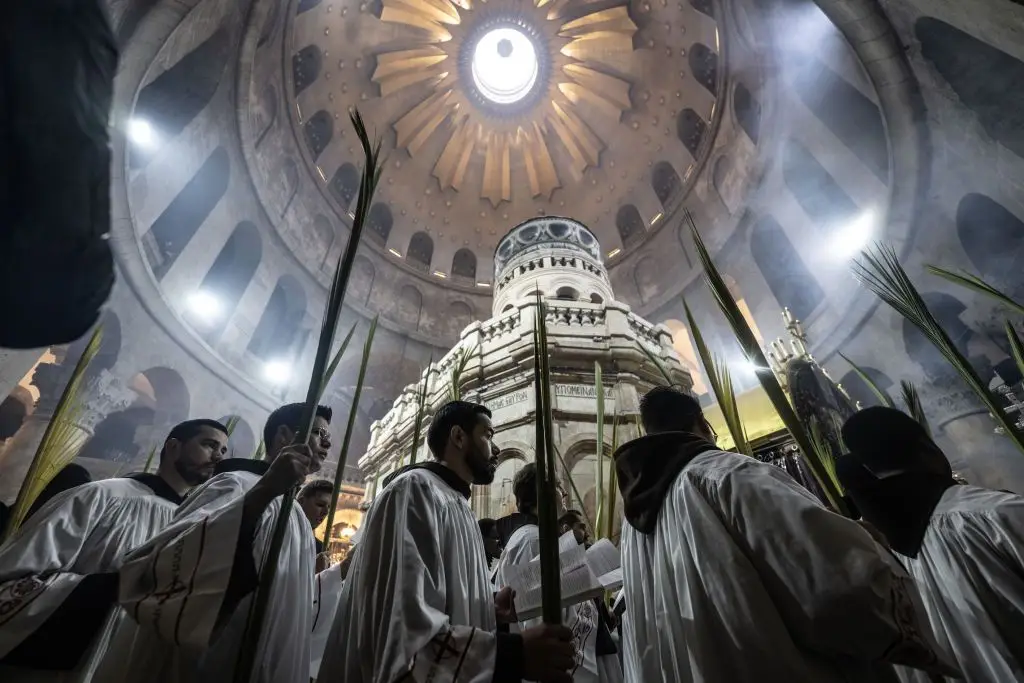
left=318, top=466, right=497, bottom=683
left=311, top=560, right=345, bottom=679
left=620, top=450, right=953, bottom=683
left=895, top=484, right=1024, bottom=682
left=494, top=524, right=622, bottom=683
left=0, top=477, right=179, bottom=683
left=99, top=468, right=315, bottom=683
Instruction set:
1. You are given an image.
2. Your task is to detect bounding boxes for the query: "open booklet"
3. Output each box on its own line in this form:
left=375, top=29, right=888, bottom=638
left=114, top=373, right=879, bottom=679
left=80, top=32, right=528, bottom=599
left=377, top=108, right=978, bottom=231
left=503, top=532, right=623, bottom=621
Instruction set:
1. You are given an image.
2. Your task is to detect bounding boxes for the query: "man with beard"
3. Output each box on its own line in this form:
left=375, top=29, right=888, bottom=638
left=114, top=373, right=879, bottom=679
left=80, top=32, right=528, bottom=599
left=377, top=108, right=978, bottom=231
left=101, top=403, right=333, bottom=683
left=318, top=400, right=576, bottom=683
left=0, top=418, right=229, bottom=683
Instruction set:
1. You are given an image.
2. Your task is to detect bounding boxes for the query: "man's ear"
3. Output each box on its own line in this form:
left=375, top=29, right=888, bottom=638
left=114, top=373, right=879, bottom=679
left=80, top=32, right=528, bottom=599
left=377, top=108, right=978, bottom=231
left=162, top=438, right=180, bottom=463
left=449, top=424, right=464, bottom=451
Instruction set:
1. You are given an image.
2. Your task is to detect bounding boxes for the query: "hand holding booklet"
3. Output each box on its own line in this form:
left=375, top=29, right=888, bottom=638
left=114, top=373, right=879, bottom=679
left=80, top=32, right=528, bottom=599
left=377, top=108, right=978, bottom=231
left=503, top=532, right=623, bottom=621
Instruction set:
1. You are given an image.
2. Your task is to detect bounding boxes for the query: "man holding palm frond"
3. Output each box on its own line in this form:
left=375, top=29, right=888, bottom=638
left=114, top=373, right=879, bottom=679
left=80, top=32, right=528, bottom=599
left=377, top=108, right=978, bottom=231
left=0, top=418, right=229, bottom=682
left=102, top=403, right=333, bottom=683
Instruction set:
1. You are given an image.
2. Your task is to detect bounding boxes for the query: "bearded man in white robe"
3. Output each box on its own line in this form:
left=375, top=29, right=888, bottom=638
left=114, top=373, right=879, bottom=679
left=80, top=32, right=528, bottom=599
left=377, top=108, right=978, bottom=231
left=318, top=400, right=576, bottom=683
left=99, top=402, right=333, bottom=683
left=837, top=406, right=1024, bottom=682
left=493, top=466, right=622, bottom=683
left=0, top=418, right=230, bottom=683
left=614, top=386, right=958, bottom=683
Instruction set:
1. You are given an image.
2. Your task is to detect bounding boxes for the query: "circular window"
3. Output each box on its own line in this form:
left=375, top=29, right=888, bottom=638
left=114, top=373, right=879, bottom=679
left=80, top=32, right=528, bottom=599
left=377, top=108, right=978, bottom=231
left=471, top=28, right=539, bottom=104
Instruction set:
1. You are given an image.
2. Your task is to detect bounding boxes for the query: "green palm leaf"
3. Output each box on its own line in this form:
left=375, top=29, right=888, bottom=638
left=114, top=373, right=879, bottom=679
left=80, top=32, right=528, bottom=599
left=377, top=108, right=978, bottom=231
left=316, top=322, right=358, bottom=405
left=603, top=409, right=619, bottom=541
left=837, top=352, right=893, bottom=407
left=899, top=380, right=930, bottom=437
left=554, top=444, right=593, bottom=532
left=594, top=361, right=605, bottom=537
left=533, top=293, right=562, bottom=624
left=925, top=266, right=1024, bottom=316
left=1007, top=322, right=1024, bottom=384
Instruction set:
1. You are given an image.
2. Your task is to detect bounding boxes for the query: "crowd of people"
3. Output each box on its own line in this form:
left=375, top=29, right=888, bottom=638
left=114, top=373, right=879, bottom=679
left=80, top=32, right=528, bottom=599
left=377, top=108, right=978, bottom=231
left=0, top=388, right=1021, bottom=682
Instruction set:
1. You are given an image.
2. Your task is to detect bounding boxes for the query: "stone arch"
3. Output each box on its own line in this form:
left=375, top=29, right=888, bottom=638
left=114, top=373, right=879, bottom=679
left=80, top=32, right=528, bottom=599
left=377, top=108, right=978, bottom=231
left=489, top=449, right=529, bottom=518
left=408, top=232, right=434, bottom=270
left=130, top=27, right=230, bottom=168
left=956, top=193, right=1024, bottom=295
left=248, top=275, right=308, bottom=360
left=915, top=18, right=1024, bottom=159
left=750, top=215, right=823, bottom=321
left=616, top=204, right=645, bottom=248
left=555, top=286, right=580, bottom=301
left=689, top=43, right=718, bottom=95
left=448, top=301, right=474, bottom=338
left=791, top=56, right=889, bottom=181
left=452, top=248, right=477, bottom=279
left=145, top=146, right=230, bottom=280
left=313, top=214, right=335, bottom=253
left=193, top=221, right=262, bottom=337
left=130, top=367, right=191, bottom=425
left=330, top=163, right=359, bottom=208
left=590, top=293, right=604, bottom=304
left=218, top=414, right=256, bottom=458
left=292, top=45, right=322, bottom=96
left=394, top=284, right=423, bottom=329
left=351, top=256, right=375, bottom=305
left=734, top=83, right=761, bottom=144
left=652, top=161, right=682, bottom=209
left=367, top=203, right=393, bottom=244
left=304, top=110, right=333, bottom=160
left=677, top=108, right=708, bottom=158
left=565, top=437, right=621, bottom=537
left=782, top=138, right=859, bottom=230
left=77, top=406, right=156, bottom=464
left=837, top=366, right=894, bottom=408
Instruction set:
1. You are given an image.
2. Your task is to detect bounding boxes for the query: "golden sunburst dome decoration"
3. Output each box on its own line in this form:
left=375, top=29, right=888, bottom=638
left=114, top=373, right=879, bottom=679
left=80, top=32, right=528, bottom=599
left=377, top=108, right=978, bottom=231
left=371, top=0, right=638, bottom=207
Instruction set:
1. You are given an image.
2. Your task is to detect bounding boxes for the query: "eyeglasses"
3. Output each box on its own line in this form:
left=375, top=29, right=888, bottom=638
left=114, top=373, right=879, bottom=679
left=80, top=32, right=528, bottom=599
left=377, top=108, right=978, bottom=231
left=311, top=427, right=332, bottom=444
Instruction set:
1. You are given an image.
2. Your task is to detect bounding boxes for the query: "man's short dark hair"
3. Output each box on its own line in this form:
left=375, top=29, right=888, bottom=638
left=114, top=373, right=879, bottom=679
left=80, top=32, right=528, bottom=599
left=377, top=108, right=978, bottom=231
left=298, top=478, right=334, bottom=499
left=639, top=386, right=703, bottom=434
left=558, top=509, right=585, bottom=528
left=512, top=462, right=537, bottom=513
left=263, top=403, right=333, bottom=447
left=160, top=418, right=228, bottom=461
left=840, top=406, right=947, bottom=478
left=478, top=518, right=497, bottom=537
left=426, top=401, right=491, bottom=459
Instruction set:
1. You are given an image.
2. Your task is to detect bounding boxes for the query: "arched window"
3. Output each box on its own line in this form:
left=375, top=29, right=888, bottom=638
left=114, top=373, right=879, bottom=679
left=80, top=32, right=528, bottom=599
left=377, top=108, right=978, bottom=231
left=734, top=83, right=761, bottom=144
left=590, top=293, right=604, bottom=304
left=677, top=109, right=708, bottom=157
left=248, top=275, right=307, bottom=360
left=502, top=304, right=514, bottom=313
left=782, top=138, right=859, bottom=229
left=452, top=248, right=477, bottom=279
left=292, top=45, right=322, bottom=96
left=791, top=57, right=888, bottom=181
left=688, top=44, right=718, bottom=95
left=145, top=146, right=230, bottom=280
left=408, top=232, right=434, bottom=270
left=192, top=221, right=262, bottom=337
left=130, top=28, right=230, bottom=168
left=448, top=301, right=474, bottom=338
left=297, top=0, right=323, bottom=14
left=916, top=19, right=1024, bottom=159
left=313, top=214, right=335, bottom=253
left=330, top=163, right=359, bottom=208
left=652, top=161, right=682, bottom=208
left=394, top=285, right=423, bottom=329
left=367, top=203, right=393, bottom=243
left=616, top=204, right=646, bottom=248
left=956, top=194, right=1024, bottom=294
left=690, top=0, right=714, bottom=18
left=750, top=215, right=823, bottom=321
left=304, top=110, right=333, bottom=160
left=555, top=287, right=579, bottom=300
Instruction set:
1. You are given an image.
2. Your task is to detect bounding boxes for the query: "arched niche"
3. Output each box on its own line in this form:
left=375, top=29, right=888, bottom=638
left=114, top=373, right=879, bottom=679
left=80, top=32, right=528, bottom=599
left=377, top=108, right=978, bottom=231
left=130, top=28, right=230, bottom=169
left=652, top=161, right=683, bottom=209
left=915, top=18, right=1024, bottom=159
left=393, top=284, right=423, bottom=329
left=304, top=110, right=333, bottom=160
left=248, top=275, right=308, bottom=360
left=330, top=163, right=359, bottom=208
left=677, top=108, right=708, bottom=158
left=782, top=138, right=859, bottom=230
left=555, top=286, right=579, bottom=301
left=452, top=248, right=477, bottom=279
left=689, top=44, right=719, bottom=95
left=218, top=414, right=256, bottom=458
left=313, top=214, right=335, bottom=253
left=956, top=193, right=1024, bottom=295
left=734, top=83, right=761, bottom=144
left=590, top=293, right=604, bottom=304
left=837, top=366, right=894, bottom=408
left=367, top=203, right=393, bottom=244
left=350, top=256, right=375, bottom=305
left=292, top=45, right=322, bottom=96
left=193, top=221, right=262, bottom=338
left=632, top=255, right=658, bottom=304
left=750, top=215, right=823, bottom=321
left=448, top=301, right=474, bottom=338
left=408, top=232, right=434, bottom=270
left=77, top=405, right=157, bottom=464
left=565, top=438, right=622, bottom=541
left=488, top=449, right=528, bottom=518
left=145, top=146, right=230, bottom=280
left=616, top=204, right=645, bottom=248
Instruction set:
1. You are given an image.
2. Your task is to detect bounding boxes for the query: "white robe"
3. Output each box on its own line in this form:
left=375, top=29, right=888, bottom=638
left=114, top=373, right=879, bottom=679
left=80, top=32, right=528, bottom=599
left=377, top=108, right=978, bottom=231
left=896, top=484, right=1024, bottom=682
left=494, top=524, right=622, bottom=683
left=620, top=450, right=955, bottom=683
left=317, top=467, right=497, bottom=683
left=310, top=560, right=345, bottom=679
left=99, top=469, right=315, bottom=683
left=0, top=477, right=178, bottom=683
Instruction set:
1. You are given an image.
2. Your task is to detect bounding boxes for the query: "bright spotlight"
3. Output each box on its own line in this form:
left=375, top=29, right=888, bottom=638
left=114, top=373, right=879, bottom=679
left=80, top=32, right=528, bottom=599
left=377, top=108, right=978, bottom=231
left=128, top=118, right=157, bottom=149
left=187, top=290, right=223, bottom=324
left=263, top=360, right=292, bottom=385
left=340, top=526, right=356, bottom=538
left=471, top=28, right=539, bottom=104
left=834, top=209, right=876, bottom=258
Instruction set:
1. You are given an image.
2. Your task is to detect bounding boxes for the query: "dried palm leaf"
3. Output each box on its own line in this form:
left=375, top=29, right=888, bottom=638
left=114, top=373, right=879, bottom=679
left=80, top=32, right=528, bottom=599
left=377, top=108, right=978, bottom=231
left=449, top=342, right=478, bottom=401
left=925, top=265, right=1024, bottom=316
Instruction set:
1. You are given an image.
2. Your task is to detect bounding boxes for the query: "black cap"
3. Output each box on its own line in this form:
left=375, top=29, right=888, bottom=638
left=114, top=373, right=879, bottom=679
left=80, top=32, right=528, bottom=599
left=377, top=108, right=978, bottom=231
left=840, top=406, right=936, bottom=480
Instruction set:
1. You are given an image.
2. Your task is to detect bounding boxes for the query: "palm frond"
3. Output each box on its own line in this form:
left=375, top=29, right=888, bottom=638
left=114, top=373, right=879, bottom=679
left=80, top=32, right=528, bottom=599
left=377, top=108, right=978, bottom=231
left=686, top=211, right=847, bottom=513
left=533, top=293, right=562, bottom=624
left=251, top=438, right=266, bottom=461
left=4, top=326, right=103, bottom=540
left=316, top=322, right=358, bottom=405
left=323, top=316, right=378, bottom=556
left=409, top=357, right=432, bottom=466
left=899, top=380, right=930, bottom=437
left=449, top=342, right=478, bottom=401
left=234, top=109, right=383, bottom=683
left=854, top=244, right=1024, bottom=455
left=1007, top=322, right=1024, bottom=385
left=594, top=361, right=605, bottom=538
left=837, top=352, right=893, bottom=407
left=684, top=299, right=751, bottom=455
left=636, top=339, right=674, bottom=386
left=603, top=409, right=619, bottom=541
left=807, top=420, right=842, bottom=495
left=925, top=265, right=1024, bottom=316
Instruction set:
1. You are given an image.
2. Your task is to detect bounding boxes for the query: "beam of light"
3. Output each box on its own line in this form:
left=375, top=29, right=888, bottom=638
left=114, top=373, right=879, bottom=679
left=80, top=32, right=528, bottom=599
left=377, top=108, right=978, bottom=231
left=263, top=360, right=292, bottom=385
left=187, top=290, right=223, bottom=324
left=128, top=118, right=157, bottom=149
left=834, top=209, right=876, bottom=258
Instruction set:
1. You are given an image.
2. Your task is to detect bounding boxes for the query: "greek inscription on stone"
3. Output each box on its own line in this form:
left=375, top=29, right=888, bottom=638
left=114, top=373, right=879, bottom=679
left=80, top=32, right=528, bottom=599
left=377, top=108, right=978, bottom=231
left=486, top=390, right=530, bottom=411
left=553, top=384, right=612, bottom=399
